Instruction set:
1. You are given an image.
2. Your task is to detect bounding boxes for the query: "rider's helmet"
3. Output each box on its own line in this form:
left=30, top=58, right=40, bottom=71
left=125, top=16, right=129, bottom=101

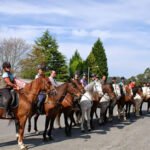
left=37, top=64, right=46, bottom=71
left=2, top=62, right=11, bottom=69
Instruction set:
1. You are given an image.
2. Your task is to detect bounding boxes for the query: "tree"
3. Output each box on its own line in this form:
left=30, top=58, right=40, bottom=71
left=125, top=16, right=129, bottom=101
left=20, top=30, right=68, bottom=80
left=69, top=50, right=83, bottom=77
left=0, top=38, right=30, bottom=71
left=86, top=38, right=108, bottom=78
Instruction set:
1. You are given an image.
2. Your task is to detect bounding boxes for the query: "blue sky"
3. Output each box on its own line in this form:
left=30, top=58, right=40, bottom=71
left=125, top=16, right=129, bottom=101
left=0, top=0, right=150, bottom=77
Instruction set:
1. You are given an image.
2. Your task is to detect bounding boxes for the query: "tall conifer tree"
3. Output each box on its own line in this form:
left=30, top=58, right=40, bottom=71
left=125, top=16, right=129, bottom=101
left=86, top=38, right=108, bottom=77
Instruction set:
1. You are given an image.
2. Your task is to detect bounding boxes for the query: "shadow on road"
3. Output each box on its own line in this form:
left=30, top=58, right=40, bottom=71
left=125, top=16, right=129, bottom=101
left=1, top=111, right=150, bottom=149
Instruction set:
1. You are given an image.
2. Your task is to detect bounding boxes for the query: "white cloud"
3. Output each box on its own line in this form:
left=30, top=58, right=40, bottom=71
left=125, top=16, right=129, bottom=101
left=0, top=0, right=150, bottom=77
left=0, top=0, right=71, bottom=16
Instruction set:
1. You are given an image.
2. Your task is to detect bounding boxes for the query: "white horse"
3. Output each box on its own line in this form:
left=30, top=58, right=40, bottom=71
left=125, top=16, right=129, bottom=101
left=80, top=82, right=96, bottom=132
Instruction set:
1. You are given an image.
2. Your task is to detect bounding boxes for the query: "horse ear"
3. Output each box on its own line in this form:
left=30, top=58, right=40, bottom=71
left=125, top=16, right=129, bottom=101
left=67, top=77, right=72, bottom=82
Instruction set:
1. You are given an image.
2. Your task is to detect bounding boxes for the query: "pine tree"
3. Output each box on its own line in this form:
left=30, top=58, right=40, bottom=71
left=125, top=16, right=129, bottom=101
left=20, top=30, right=68, bottom=80
left=86, top=38, right=108, bottom=78
left=69, top=50, right=83, bottom=77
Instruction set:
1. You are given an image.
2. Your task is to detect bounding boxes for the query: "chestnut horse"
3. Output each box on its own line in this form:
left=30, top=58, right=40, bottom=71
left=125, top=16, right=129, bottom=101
left=0, top=77, right=55, bottom=150
left=43, top=82, right=81, bottom=140
left=27, top=82, right=81, bottom=140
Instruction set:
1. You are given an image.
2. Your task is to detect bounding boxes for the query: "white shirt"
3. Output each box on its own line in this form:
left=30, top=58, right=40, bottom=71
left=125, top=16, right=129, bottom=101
left=49, top=76, right=58, bottom=87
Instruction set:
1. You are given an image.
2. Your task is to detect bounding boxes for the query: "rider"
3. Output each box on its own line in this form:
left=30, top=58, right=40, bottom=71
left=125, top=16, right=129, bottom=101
left=100, top=75, right=107, bottom=85
left=119, top=77, right=126, bottom=95
left=0, top=62, right=18, bottom=117
left=112, top=77, right=121, bottom=100
left=80, top=73, right=88, bottom=87
left=49, top=70, right=59, bottom=87
left=35, top=66, right=46, bottom=114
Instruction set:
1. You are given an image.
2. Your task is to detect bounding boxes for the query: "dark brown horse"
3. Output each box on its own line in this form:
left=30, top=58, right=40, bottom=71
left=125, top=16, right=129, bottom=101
left=0, top=77, right=55, bottom=150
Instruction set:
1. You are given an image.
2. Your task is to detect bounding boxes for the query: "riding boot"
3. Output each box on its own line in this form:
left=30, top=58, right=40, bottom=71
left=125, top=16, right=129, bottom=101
left=37, top=101, right=43, bottom=114
left=5, top=105, right=12, bottom=118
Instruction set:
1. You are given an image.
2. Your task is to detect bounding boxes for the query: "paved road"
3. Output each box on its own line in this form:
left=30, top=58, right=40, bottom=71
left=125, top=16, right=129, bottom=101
left=0, top=104, right=150, bottom=150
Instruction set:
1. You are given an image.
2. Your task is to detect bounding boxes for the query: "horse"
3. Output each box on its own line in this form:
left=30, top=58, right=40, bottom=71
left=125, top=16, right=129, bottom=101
left=79, top=82, right=95, bottom=132
left=90, top=83, right=116, bottom=128
left=0, top=77, right=55, bottom=150
left=140, top=85, right=150, bottom=114
left=27, top=82, right=81, bottom=140
left=43, top=82, right=81, bottom=139
left=56, top=79, right=85, bottom=128
left=117, top=86, right=143, bottom=119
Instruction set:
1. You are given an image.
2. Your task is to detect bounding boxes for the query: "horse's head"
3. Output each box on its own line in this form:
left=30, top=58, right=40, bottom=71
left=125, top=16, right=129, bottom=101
left=103, top=84, right=116, bottom=101
left=38, top=77, right=57, bottom=96
left=67, top=82, right=82, bottom=98
left=133, top=86, right=143, bottom=98
left=71, top=79, right=85, bottom=94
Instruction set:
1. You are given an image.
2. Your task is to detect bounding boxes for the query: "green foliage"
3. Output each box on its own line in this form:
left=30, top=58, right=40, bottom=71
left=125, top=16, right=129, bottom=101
left=128, top=67, right=150, bottom=85
left=86, top=38, right=108, bottom=78
left=69, top=50, right=83, bottom=77
left=20, top=30, right=68, bottom=80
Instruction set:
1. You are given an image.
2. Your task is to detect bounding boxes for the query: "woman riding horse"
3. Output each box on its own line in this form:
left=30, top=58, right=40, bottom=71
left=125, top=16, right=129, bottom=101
left=0, top=62, right=19, bottom=118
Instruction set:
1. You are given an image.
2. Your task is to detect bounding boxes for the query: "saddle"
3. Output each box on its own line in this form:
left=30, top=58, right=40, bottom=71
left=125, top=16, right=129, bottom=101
left=0, top=89, right=19, bottom=109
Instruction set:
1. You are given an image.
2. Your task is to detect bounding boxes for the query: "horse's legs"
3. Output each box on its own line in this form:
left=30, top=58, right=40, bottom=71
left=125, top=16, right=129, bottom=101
left=94, top=109, right=98, bottom=119
left=71, top=112, right=77, bottom=126
left=99, top=102, right=109, bottom=125
left=109, top=100, right=116, bottom=121
left=140, top=101, right=144, bottom=115
left=56, top=111, right=62, bottom=128
left=64, top=111, right=70, bottom=136
left=81, top=109, right=85, bottom=132
left=34, top=114, right=39, bottom=133
left=147, top=100, right=150, bottom=112
left=47, top=116, right=55, bottom=140
left=87, top=108, right=91, bottom=131
left=43, top=115, right=50, bottom=141
left=15, top=119, right=19, bottom=139
left=27, top=117, right=31, bottom=133
left=17, top=116, right=28, bottom=150
left=68, top=110, right=74, bottom=136
left=76, top=110, right=81, bottom=125
left=90, top=105, right=96, bottom=129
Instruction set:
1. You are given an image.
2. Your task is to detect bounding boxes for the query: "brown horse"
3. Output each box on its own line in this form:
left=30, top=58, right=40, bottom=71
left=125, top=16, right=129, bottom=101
left=43, top=82, right=81, bottom=140
left=0, top=77, right=55, bottom=150
left=27, top=82, right=81, bottom=140
left=56, top=79, right=85, bottom=128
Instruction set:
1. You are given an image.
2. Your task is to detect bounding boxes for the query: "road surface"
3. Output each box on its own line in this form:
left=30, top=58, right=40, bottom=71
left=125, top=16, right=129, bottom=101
left=0, top=104, right=150, bottom=150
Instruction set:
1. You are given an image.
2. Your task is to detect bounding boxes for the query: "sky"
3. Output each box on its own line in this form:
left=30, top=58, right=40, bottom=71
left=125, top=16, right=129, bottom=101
left=0, top=0, right=150, bottom=78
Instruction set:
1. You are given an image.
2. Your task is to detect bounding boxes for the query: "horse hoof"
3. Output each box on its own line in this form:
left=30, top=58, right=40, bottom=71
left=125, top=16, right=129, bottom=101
left=43, top=138, right=48, bottom=142
left=49, top=136, right=54, bottom=141
left=59, top=126, right=62, bottom=129
left=81, top=130, right=85, bottom=133
left=35, top=131, right=40, bottom=135
left=88, top=129, right=91, bottom=132
left=21, top=147, right=28, bottom=150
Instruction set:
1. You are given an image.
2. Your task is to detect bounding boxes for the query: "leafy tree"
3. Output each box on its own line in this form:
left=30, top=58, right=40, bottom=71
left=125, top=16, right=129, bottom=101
left=0, top=38, right=30, bottom=71
left=20, top=30, right=68, bottom=80
left=69, top=50, right=83, bottom=77
left=86, top=38, right=108, bottom=78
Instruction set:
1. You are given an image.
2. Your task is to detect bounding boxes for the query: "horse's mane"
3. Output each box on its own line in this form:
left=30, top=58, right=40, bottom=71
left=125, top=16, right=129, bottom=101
left=23, top=77, right=43, bottom=93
